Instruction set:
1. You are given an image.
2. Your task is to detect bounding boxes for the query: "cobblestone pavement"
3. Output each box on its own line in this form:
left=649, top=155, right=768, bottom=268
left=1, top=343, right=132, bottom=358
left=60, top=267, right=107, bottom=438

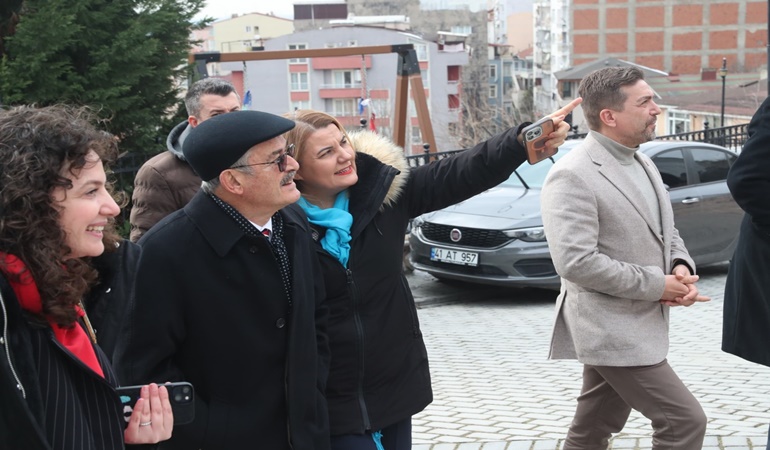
left=406, top=265, right=770, bottom=449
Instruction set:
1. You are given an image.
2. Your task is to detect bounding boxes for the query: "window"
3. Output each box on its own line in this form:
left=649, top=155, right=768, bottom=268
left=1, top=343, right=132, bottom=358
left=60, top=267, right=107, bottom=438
left=450, top=25, right=472, bottom=34
left=667, top=111, right=690, bottom=134
left=414, top=43, right=428, bottom=61
left=489, top=64, right=497, bottom=80
left=690, top=148, right=733, bottom=184
left=407, top=99, right=417, bottom=117
left=503, top=81, right=513, bottom=96
left=420, top=69, right=430, bottom=87
left=290, top=72, right=309, bottom=91
left=651, top=150, right=687, bottom=189
left=291, top=100, right=310, bottom=111
left=288, top=43, right=308, bottom=63
left=489, top=84, right=498, bottom=98
left=370, top=99, right=389, bottom=115
left=448, top=94, right=460, bottom=110
left=332, top=70, right=361, bottom=88
left=411, top=126, right=422, bottom=144
left=245, top=26, right=252, bottom=33
left=332, top=99, right=357, bottom=116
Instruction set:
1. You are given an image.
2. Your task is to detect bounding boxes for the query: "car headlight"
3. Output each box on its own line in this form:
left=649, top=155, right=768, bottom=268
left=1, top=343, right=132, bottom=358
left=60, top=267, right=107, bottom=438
left=411, top=217, right=425, bottom=229
left=502, top=226, right=546, bottom=242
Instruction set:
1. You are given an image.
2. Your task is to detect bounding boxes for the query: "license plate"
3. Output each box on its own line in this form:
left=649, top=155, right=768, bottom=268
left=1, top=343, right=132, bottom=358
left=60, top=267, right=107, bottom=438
left=430, top=247, right=478, bottom=266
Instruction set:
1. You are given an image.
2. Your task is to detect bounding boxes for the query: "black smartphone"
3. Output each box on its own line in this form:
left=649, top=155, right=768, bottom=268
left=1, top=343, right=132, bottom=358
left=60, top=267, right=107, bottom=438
left=522, top=117, right=557, bottom=164
left=116, top=381, right=195, bottom=425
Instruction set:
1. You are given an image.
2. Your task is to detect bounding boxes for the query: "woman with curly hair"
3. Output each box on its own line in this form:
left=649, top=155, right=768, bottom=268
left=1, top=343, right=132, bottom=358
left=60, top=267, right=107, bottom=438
left=0, top=105, right=173, bottom=449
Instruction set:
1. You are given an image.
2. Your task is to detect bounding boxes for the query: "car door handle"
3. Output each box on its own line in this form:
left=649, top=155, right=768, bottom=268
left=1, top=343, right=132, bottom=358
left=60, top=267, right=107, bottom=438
left=681, top=197, right=700, bottom=204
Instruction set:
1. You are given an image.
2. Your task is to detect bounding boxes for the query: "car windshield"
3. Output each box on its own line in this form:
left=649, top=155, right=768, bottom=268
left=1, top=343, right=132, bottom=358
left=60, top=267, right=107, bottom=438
left=501, top=146, right=573, bottom=188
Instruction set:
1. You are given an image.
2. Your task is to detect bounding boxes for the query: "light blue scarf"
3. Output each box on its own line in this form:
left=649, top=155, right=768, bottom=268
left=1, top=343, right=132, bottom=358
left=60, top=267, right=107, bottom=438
left=297, top=192, right=353, bottom=267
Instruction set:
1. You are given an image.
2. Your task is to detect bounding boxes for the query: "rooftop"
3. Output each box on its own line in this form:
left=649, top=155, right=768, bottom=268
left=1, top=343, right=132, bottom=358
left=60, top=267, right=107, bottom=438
left=554, top=57, right=668, bottom=81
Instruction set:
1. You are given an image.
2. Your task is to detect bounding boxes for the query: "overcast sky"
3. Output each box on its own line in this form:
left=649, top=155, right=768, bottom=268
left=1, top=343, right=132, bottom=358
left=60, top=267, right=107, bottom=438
left=195, top=0, right=294, bottom=22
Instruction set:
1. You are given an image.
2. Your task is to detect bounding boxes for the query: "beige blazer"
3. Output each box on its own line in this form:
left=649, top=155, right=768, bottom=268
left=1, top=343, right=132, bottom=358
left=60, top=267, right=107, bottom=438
left=541, top=134, right=694, bottom=367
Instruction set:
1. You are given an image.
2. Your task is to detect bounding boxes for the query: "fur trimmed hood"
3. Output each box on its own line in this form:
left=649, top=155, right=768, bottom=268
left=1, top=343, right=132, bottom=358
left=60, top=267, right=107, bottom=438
left=347, top=130, right=410, bottom=210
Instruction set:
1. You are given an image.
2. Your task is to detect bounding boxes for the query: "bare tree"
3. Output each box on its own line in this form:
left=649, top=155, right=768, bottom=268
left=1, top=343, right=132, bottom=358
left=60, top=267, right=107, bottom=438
left=451, top=66, right=535, bottom=149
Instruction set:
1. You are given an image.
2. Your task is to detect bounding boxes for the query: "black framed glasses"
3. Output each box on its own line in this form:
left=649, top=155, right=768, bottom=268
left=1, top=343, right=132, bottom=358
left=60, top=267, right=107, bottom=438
left=231, top=144, right=296, bottom=173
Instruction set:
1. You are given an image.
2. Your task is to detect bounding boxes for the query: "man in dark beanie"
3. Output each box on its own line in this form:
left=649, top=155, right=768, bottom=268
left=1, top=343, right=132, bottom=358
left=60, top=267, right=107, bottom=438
left=116, top=110, right=330, bottom=450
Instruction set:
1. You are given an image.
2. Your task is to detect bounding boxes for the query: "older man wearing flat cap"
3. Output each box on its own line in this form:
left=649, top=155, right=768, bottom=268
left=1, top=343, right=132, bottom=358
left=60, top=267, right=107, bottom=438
left=116, top=110, right=330, bottom=450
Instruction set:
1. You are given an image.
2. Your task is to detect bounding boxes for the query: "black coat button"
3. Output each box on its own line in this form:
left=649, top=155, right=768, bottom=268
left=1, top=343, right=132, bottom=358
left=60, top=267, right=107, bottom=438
left=249, top=246, right=258, bottom=254
left=276, top=318, right=286, bottom=328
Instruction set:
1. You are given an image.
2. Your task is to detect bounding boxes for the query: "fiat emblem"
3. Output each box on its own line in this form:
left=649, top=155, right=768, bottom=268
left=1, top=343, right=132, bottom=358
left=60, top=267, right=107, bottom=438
left=450, top=228, right=462, bottom=242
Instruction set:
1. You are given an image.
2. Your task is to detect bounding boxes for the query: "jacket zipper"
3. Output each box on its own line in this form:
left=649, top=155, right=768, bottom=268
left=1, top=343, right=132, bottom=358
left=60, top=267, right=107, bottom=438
left=346, top=268, right=371, bottom=431
left=0, top=289, right=26, bottom=399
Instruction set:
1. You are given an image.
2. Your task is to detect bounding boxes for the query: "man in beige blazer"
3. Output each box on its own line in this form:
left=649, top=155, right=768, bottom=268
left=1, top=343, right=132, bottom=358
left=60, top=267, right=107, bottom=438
left=541, top=67, right=710, bottom=449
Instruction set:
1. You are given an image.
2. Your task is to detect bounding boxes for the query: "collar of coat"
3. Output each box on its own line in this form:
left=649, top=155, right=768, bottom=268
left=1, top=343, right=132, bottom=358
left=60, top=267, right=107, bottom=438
left=347, top=130, right=410, bottom=212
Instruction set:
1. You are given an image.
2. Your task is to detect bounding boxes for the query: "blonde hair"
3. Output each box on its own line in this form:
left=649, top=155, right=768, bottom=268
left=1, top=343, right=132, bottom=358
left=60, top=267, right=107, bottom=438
left=283, top=110, right=355, bottom=163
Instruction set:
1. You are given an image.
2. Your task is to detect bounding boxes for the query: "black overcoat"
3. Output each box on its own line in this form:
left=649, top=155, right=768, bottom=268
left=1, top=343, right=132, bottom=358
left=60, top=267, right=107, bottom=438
left=0, top=274, right=125, bottom=450
left=86, top=239, right=142, bottom=363
left=315, top=126, right=528, bottom=435
left=115, top=193, right=329, bottom=450
left=722, top=96, right=770, bottom=367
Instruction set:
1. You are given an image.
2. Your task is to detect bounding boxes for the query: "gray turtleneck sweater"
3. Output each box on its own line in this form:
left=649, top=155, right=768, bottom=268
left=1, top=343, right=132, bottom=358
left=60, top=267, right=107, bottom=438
left=591, top=131, right=662, bottom=235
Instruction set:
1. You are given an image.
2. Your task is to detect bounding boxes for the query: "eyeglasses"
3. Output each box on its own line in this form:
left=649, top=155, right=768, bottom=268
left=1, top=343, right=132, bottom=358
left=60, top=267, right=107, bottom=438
left=231, top=144, right=296, bottom=173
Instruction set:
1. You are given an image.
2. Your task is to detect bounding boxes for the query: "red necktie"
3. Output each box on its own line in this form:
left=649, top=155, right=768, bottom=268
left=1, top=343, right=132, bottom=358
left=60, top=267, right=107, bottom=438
left=262, top=229, right=271, bottom=239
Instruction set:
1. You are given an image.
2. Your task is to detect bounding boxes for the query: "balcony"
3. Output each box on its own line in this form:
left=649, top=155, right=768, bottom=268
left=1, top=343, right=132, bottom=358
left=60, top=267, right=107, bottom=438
left=312, top=55, right=372, bottom=70
left=446, top=80, right=459, bottom=95
left=334, top=115, right=389, bottom=129
left=319, top=85, right=363, bottom=99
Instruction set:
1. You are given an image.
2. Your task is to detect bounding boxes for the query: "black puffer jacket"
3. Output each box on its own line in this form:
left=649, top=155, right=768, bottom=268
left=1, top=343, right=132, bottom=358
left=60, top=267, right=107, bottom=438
left=315, top=127, right=528, bottom=435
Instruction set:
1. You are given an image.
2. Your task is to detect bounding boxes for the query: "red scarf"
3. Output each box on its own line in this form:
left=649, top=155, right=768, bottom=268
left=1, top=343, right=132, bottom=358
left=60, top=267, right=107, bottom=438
left=0, top=253, right=104, bottom=378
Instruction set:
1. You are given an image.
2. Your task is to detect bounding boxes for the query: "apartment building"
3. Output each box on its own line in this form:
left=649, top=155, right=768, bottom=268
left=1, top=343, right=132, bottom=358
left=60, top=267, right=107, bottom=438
left=221, top=26, right=468, bottom=153
left=212, top=12, right=293, bottom=53
left=571, top=0, right=768, bottom=75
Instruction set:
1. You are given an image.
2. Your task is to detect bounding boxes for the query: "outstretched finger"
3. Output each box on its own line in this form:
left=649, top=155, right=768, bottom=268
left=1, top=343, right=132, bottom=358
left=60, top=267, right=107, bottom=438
left=548, top=97, right=582, bottom=120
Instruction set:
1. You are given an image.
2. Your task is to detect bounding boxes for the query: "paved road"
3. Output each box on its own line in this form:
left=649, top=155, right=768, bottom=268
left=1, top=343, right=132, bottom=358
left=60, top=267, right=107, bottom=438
left=406, top=265, right=770, bottom=449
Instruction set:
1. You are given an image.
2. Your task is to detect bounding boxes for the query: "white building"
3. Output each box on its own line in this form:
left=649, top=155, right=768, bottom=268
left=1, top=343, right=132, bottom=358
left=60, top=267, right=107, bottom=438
left=532, top=0, right=571, bottom=116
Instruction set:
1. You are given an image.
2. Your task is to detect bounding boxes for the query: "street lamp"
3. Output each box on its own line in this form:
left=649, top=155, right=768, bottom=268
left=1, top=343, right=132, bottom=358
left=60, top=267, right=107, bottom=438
left=718, top=57, right=728, bottom=128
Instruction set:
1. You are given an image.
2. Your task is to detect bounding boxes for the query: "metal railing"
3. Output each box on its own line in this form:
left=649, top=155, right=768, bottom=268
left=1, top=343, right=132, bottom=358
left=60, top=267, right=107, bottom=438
left=656, top=123, right=748, bottom=152
left=566, top=123, right=749, bottom=151
left=114, top=124, right=751, bottom=177
left=405, top=144, right=466, bottom=167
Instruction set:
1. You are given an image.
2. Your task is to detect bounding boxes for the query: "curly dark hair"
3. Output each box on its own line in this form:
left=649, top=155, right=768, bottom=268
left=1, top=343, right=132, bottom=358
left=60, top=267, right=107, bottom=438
left=0, top=105, right=121, bottom=327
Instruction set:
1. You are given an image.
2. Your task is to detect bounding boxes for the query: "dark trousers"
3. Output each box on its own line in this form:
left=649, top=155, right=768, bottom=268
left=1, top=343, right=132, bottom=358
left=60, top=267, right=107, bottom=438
left=564, top=359, right=707, bottom=450
left=330, top=418, right=412, bottom=450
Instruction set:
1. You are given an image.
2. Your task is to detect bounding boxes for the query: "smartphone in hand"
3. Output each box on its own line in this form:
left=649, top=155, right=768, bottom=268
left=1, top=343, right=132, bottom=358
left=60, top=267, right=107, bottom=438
left=522, top=117, right=557, bottom=164
left=116, top=381, right=195, bottom=425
